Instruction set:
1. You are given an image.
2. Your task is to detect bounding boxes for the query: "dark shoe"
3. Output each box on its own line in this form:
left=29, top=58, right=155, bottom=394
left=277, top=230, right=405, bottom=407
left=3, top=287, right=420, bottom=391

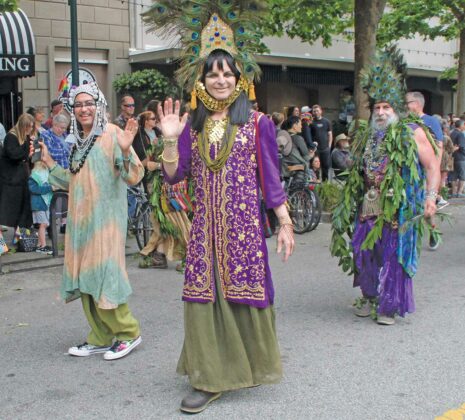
left=429, top=235, right=439, bottom=251
left=60, top=225, right=66, bottom=234
left=180, top=389, right=222, bottom=414
left=151, top=252, right=168, bottom=269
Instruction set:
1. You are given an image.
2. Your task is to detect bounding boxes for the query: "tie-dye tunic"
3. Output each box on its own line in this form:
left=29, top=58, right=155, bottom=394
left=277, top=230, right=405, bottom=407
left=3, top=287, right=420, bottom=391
left=48, top=123, right=144, bottom=309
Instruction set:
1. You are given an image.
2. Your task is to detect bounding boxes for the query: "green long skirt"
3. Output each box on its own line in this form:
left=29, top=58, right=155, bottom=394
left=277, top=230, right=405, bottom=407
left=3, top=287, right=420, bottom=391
left=176, top=264, right=283, bottom=393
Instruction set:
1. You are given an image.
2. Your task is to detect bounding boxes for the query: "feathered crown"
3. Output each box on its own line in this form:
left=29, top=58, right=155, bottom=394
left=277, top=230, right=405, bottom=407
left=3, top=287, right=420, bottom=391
left=360, top=45, right=408, bottom=114
left=142, top=1, right=267, bottom=96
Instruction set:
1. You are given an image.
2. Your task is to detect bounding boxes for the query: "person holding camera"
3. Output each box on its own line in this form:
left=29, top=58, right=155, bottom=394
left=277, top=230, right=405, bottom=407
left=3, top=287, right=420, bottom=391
left=0, top=113, right=35, bottom=253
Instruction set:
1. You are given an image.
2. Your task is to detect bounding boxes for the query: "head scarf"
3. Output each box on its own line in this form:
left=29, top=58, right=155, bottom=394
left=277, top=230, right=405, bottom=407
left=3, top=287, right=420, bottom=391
left=67, top=81, right=108, bottom=151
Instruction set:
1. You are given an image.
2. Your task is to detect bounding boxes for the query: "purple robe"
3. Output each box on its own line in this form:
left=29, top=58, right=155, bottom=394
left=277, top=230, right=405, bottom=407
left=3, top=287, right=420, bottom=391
left=165, top=113, right=286, bottom=308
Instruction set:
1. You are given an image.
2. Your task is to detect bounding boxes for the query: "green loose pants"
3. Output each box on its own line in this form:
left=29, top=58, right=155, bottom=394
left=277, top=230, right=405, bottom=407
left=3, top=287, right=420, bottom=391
left=177, top=265, right=283, bottom=393
left=81, top=294, right=140, bottom=347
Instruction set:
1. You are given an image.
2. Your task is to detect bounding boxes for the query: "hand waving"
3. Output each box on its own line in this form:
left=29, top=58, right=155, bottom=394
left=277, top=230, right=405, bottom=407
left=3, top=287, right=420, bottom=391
left=157, top=98, right=189, bottom=138
left=118, top=118, right=138, bottom=155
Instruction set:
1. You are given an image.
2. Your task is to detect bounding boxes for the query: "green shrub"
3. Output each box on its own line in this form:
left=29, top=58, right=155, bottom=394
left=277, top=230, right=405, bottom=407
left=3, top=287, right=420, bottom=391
left=317, top=181, right=343, bottom=212
left=112, top=69, right=179, bottom=106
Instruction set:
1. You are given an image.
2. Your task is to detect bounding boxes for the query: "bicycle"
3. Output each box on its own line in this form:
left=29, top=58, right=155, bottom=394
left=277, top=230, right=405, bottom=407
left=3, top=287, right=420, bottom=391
left=281, top=165, right=321, bottom=234
left=127, top=186, right=153, bottom=250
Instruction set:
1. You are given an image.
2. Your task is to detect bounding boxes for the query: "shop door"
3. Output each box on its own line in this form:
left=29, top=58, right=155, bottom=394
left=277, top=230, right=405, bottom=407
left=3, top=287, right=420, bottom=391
left=0, top=77, right=20, bottom=131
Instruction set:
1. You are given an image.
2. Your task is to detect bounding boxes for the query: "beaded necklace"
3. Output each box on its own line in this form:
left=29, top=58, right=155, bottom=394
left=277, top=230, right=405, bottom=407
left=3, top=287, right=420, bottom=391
left=363, top=129, right=388, bottom=181
left=68, top=135, right=98, bottom=174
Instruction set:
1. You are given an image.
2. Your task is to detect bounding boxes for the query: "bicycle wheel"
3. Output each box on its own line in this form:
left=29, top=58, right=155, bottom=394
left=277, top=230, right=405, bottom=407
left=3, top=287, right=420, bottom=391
left=134, top=205, right=153, bottom=250
left=288, top=188, right=314, bottom=234
left=306, top=189, right=322, bottom=232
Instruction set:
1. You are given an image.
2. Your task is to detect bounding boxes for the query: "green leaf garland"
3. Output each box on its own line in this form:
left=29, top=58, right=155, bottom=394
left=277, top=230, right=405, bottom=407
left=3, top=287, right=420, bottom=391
left=331, top=116, right=438, bottom=275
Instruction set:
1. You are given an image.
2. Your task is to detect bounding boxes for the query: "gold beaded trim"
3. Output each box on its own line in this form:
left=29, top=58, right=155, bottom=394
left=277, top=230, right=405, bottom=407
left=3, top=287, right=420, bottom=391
left=194, top=76, right=249, bottom=112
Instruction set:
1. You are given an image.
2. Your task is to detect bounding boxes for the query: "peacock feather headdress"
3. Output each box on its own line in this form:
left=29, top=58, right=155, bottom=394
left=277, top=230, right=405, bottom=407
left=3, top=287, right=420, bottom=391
left=142, top=1, right=268, bottom=108
left=360, top=45, right=408, bottom=114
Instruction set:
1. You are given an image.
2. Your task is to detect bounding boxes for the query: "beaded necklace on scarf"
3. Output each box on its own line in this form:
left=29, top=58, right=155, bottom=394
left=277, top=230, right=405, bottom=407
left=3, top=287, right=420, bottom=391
left=363, top=129, right=388, bottom=181
left=198, top=117, right=238, bottom=172
left=68, top=135, right=98, bottom=174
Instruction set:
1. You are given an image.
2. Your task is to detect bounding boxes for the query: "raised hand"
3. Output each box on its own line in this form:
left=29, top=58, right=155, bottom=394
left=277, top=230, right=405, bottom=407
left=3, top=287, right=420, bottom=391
left=38, top=141, right=55, bottom=169
left=157, top=98, right=188, bottom=138
left=119, top=118, right=138, bottom=154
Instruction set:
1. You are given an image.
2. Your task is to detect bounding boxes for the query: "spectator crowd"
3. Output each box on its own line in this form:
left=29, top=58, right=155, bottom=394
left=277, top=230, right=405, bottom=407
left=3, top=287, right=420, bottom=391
left=1, top=89, right=465, bottom=257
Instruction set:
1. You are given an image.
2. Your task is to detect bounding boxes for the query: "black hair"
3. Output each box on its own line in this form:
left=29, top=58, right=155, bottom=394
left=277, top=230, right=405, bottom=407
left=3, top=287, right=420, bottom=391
left=286, top=115, right=301, bottom=129
left=145, top=99, right=159, bottom=114
left=286, top=106, right=299, bottom=119
left=26, top=107, right=37, bottom=117
left=190, top=49, right=251, bottom=132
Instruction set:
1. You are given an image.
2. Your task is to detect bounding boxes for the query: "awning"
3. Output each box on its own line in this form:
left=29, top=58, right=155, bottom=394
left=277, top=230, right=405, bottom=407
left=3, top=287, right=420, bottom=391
left=0, top=8, right=36, bottom=77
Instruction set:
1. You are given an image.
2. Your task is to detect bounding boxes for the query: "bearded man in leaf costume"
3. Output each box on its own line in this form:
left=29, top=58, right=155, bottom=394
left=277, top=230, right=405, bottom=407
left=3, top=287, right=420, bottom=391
left=331, top=47, right=440, bottom=326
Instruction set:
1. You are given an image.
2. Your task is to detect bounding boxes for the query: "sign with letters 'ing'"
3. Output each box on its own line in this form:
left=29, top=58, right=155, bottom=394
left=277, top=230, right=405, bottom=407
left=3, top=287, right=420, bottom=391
left=0, top=55, right=35, bottom=77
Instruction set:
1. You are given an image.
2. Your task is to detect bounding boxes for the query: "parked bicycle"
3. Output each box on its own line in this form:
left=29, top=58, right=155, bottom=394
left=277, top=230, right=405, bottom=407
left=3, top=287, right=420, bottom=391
left=127, top=186, right=153, bottom=250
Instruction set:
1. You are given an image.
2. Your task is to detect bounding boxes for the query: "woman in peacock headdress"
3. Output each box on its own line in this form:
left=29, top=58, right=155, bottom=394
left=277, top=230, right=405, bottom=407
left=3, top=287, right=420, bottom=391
left=143, top=1, right=295, bottom=413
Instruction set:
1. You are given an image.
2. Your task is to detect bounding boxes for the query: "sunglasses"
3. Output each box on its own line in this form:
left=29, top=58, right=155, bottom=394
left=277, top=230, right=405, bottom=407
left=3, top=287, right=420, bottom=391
left=148, top=117, right=156, bottom=121
left=123, top=104, right=135, bottom=108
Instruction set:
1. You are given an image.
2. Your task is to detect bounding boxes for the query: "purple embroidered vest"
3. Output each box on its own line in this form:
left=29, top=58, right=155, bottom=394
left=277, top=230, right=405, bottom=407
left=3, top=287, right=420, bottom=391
left=183, top=115, right=272, bottom=307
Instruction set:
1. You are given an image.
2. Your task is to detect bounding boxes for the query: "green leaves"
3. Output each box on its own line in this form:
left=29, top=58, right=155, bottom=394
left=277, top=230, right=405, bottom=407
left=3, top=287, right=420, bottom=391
left=260, top=0, right=354, bottom=48
left=0, top=0, right=18, bottom=13
left=330, top=116, right=434, bottom=276
left=113, top=69, right=179, bottom=103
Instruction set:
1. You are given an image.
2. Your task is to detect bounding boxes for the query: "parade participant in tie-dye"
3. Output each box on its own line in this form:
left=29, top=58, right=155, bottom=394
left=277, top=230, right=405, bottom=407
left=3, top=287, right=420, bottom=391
left=39, top=81, right=144, bottom=361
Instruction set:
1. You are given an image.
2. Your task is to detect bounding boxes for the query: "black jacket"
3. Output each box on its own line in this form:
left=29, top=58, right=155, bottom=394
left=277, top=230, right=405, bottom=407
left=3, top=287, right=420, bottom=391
left=0, top=132, right=31, bottom=185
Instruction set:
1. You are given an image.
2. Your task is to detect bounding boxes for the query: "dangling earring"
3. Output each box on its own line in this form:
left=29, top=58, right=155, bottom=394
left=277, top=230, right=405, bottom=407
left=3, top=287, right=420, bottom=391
left=190, top=89, right=197, bottom=110
left=248, top=82, right=256, bottom=101
left=70, top=113, right=76, bottom=134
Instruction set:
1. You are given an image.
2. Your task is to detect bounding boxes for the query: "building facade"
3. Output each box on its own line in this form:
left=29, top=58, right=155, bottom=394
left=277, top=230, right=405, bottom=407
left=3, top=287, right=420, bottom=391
left=0, top=2, right=459, bottom=130
left=1, top=0, right=132, bottom=129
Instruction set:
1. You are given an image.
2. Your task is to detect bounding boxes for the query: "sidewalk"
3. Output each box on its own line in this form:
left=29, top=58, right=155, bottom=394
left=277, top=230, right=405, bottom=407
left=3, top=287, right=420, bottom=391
left=0, top=227, right=141, bottom=274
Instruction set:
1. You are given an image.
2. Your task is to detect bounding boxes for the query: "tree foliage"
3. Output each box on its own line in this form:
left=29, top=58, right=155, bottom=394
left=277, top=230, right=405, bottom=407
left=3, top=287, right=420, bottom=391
left=379, top=0, right=465, bottom=114
left=0, top=0, right=19, bottom=13
left=261, top=0, right=386, bottom=119
left=379, top=0, right=465, bottom=44
left=263, top=0, right=354, bottom=47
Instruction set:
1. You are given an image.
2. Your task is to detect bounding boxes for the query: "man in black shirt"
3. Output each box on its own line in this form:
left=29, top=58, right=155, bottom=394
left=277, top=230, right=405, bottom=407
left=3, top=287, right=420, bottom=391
left=450, top=119, right=465, bottom=197
left=311, top=104, right=333, bottom=180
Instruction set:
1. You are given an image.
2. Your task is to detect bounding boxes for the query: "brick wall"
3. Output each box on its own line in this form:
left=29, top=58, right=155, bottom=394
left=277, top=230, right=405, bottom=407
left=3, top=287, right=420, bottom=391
left=18, top=0, right=131, bottom=112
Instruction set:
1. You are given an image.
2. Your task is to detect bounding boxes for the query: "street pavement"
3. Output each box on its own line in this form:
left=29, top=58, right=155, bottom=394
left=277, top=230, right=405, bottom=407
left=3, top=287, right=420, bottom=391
left=1, top=204, right=464, bottom=420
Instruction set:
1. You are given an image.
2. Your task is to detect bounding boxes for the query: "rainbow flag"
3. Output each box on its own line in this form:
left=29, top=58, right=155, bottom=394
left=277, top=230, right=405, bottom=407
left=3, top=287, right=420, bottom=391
left=58, top=77, right=69, bottom=97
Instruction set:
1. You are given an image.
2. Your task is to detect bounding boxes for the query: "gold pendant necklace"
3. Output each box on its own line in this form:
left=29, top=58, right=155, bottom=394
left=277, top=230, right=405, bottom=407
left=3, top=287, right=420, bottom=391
left=205, top=117, right=228, bottom=144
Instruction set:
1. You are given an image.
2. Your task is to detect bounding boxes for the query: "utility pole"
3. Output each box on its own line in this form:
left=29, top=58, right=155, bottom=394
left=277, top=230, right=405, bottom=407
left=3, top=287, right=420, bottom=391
left=69, top=0, right=79, bottom=86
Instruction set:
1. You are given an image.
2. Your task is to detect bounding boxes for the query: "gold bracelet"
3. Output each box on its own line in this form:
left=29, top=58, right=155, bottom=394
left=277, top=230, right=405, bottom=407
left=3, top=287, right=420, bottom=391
left=279, top=223, right=294, bottom=229
left=278, top=215, right=293, bottom=226
left=163, top=137, right=178, bottom=147
left=161, top=150, right=179, bottom=163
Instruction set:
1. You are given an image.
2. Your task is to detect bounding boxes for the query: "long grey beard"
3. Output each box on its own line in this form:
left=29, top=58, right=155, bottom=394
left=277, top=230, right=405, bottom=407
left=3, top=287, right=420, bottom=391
left=370, top=113, right=399, bottom=131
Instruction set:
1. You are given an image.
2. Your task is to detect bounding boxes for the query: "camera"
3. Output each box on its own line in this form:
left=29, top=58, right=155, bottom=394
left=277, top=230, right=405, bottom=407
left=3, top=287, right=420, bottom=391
left=31, top=138, right=42, bottom=163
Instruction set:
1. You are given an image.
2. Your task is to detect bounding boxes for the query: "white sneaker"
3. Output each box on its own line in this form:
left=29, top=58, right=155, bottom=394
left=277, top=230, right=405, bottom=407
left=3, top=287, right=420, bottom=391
left=437, top=198, right=448, bottom=206
left=377, top=315, right=395, bottom=325
left=103, top=336, right=142, bottom=361
left=68, top=342, right=111, bottom=357
left=354, top=302, right=371, bottom=317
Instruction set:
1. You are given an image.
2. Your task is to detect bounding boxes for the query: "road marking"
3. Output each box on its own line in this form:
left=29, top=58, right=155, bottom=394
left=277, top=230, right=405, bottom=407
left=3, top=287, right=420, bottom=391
left=436, top=404, right=465, bottom=420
